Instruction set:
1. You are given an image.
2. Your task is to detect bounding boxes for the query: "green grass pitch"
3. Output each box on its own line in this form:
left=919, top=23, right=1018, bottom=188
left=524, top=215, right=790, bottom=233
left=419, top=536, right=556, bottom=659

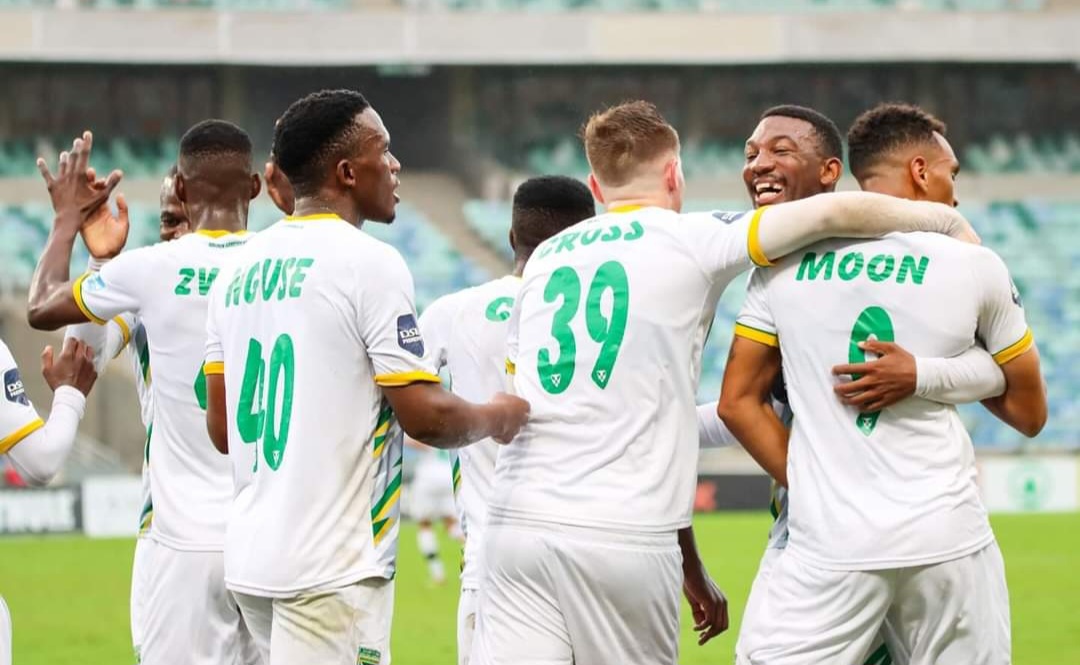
left=2, top=512, right=1078, bottom=664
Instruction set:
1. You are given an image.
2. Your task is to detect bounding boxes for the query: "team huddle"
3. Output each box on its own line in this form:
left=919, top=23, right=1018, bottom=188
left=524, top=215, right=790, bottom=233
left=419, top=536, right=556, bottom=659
left=0, top=89, right=1046, bottom=665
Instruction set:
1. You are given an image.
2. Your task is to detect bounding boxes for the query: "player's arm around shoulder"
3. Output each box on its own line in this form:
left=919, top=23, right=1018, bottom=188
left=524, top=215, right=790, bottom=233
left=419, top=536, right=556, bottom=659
left=751, top=192, right=978, bottom=266
left=970, top=247, right=1047, bottom=437
left=203, top=271, right=229, bottom=454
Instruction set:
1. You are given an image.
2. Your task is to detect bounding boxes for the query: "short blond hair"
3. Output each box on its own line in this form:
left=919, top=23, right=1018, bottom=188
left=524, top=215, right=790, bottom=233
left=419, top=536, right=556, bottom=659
left=582, top=100, right=680, bottom=187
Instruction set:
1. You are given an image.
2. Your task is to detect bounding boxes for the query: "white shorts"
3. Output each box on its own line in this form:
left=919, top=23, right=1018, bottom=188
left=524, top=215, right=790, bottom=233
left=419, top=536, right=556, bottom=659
left=738, top=548, right=892, bottom=665
left=470, top=517, right=682, bottom=665
left=458, top=588, right=478, bottom=665
left=410, top=476, right=456, bottom=522
left=130, top=537, right=153, bottom=662
left=141, top=542, right=251, bottom=665
left=234, top=577, right=394, bottom=665
left=740, top=542, right=1010, bottom=665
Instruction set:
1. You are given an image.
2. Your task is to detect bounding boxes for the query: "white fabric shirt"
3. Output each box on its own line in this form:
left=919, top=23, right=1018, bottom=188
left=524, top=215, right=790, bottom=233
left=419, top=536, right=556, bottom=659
left=419, top=274, right=519, bottom=589
left=0, top=339, right=45, bottom=456
left=68, top=312, right=155, bottom=535
left=736, top=232, right=1032, bottom=570
left=74, top=230, right=252, bottom=551
left=204, top=214, right=439, bottom=598
left=494, top=206, right=763, bottom=533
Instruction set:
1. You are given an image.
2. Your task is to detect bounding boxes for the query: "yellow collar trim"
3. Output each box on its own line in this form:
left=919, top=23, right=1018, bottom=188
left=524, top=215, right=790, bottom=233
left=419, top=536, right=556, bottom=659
left=608, top=204, right=644, bottom=214
left=196, top=229, right=248, bottom=238
left=285, top=213, right=346, bottom=223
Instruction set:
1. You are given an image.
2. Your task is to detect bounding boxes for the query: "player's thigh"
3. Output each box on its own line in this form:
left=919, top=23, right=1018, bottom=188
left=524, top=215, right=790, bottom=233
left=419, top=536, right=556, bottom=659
left=233, top=592, right=272, bottom=665
left=558, top=531, right=682, bottom=665
left=889, top=543, right=1010, bottom=665
left=458, top=588, right=478, bottom=665
left=737, top=546, right=783, bottom=658
left=470, top=520, right=572, bottom=665
left=270, top=577, right=393, bottom=665
left=743, top=552, right=892, bottom=665
left=129, top=537, right=154, bottom=656
left=141, top=546, right=243, bottom=665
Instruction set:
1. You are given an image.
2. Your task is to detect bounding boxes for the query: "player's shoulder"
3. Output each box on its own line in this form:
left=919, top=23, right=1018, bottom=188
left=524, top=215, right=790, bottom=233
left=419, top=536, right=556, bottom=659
left=0, top=336, right=13, bottom=365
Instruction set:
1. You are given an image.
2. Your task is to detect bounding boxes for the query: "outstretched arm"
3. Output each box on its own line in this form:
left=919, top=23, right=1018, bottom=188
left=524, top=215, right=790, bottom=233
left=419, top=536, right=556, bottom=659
left=752, top=192, right=977, bottom=267
left=717, top=336, right=788, bottom=487
left=382, top=382, right=528, bottom=449
left=28, top=131, right=128, bottom=330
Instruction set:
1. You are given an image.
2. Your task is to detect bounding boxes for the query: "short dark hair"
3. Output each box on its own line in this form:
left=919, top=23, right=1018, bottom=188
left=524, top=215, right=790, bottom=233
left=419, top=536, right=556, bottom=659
left=512, top=176, right=596, bottom=259
left=847, top=103, right=947, bottom=180
left=178, top=120, right=252, bottom=164
left=273, top=89, right=371, bottom=198
left=760, top=105, right=843, bottom=161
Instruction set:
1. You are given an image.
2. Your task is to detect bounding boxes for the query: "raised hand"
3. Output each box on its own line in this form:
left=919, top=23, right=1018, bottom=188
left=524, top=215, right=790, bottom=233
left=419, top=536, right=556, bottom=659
left=37, top=131, right=129, bottom=257
left=41, top=337, right=98, bottom=397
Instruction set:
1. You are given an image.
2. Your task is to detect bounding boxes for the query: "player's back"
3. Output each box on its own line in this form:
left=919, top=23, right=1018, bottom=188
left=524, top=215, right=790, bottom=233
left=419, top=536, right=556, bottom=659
left=741, top=232, right=1028, bottom=570
left=208, top=216, right=421, bottom=596
left=77, top=231, right=250, bottom=550
left=493, top=206, right=757, bottom=533
left=420, top=275, right=519, bottom=586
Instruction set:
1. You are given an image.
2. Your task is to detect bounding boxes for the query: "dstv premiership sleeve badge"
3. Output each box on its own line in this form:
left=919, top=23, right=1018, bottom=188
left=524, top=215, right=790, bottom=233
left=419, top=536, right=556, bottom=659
left=4, top=368, right=30, bottom=406
left=396, top=313, right=426, bottom=357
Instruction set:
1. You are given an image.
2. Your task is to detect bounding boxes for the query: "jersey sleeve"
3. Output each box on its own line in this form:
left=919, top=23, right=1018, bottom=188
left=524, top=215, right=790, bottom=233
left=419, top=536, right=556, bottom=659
left=359, top=246, right=440, bottom=387
left=505, top=295, right=521, bottom=378
left=974, top=249, right=1033, bottom=365
left=203, top=282, right=225, bottom=379
left=418, top=296, right=452, bottom=374
left=683, top=208, right=770, bottom=281
left=65, top=313, right=134, bottom=374
left=733, top=269, right=779, bottom=348
left=0, top=341, right=44, bottom=455
left=73, top=250, right=148, bottom=325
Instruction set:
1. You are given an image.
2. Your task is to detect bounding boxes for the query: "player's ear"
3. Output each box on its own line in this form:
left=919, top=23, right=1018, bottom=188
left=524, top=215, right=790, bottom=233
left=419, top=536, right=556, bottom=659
left=587, top=173, right=606, bottom=204
left=175, top=173, right=187, bottom=204
left=821, top=157, right=843, bottom=188
left=664, top=158, right=680, bottom=192
left=337, top=159, right=355, bottom=188
left=249, top=173, right=262, bottom=201
left=508, top=228, right=518, bottom=254
left=910, top=156, right=929, bottom=196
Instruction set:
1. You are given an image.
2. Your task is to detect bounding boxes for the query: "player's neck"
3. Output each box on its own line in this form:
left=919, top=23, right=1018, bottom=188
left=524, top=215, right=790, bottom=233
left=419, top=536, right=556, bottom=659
left=190, top=206, right=247, bottom=234
left=603, top=195, right=673, bottom=213
left=291, top=196, right=361, bottom=227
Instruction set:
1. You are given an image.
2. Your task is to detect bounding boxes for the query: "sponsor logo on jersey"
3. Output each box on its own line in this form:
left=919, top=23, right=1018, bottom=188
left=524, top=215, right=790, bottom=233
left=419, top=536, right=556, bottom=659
left=1011, top=280, right=1023, bottom=308
left=4, top=368, right=29, bottom=406
left=357, top=647, right=381, bottom=665
left=396, top=314, right=425, bottom=357
left=83, top=273, right=106, bottom=292
left=711, top=210, right=745, bottom=224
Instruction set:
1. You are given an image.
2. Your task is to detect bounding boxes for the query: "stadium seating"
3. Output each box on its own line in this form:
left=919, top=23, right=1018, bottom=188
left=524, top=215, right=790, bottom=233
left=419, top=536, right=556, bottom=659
left=964, top=133, right=1080, bottom=174
left=0, top=137, right=177, bottom=179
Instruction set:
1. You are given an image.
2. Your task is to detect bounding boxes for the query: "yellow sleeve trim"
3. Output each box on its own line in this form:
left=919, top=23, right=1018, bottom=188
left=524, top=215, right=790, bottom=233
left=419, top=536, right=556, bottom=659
left=72, top=273, right=108, bottom=325
left=0, top=418, right=46, bottom=455
left=992, top=328, right=1034, bottom=365
left=734, top=323, right=779, bottom=348
left=112, top=316, right=132, bottom=356
left=203, top=361, right=225, bottom=376
left=747, top=206, right=773, bottom=268
left=505, top=359, right=516, bottom=375
left=374, top=371, right=442, bottom=387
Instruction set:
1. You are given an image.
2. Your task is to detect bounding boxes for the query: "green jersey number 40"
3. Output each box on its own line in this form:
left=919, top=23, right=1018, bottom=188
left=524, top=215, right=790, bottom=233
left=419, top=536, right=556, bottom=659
left=236, top=334, right=296, bottom=471
left=537, top=261, right=629, bottom=395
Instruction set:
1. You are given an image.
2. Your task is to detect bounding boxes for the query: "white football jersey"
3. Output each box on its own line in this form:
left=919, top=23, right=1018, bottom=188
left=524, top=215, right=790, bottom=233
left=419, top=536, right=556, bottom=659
left=74, top=230, right=252, bottom=551
left=494, top=206, right=765, bottom=533
left=0, top=339, right=44, bottom=456
left=67, top=312, right=155, bottom=535
left=736, top=232, right=1032, bottom=571
left=204, top=214, right=439, bottom=598
left=419, top=274, right=519, bottom=589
